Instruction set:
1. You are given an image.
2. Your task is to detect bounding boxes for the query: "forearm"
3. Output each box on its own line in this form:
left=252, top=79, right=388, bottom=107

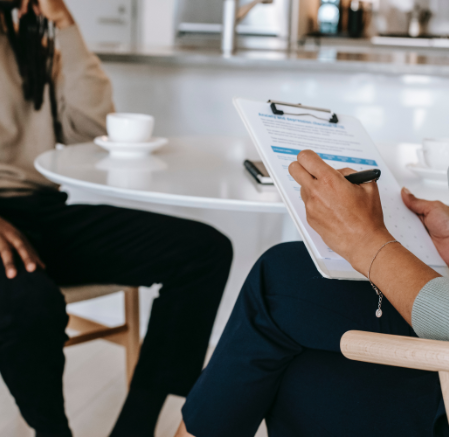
left=56, top=25, right=114, bottom=142
left=58, top=25, right=112, bottom=101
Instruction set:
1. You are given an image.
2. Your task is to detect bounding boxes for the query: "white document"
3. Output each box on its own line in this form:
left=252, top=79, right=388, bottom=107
left=234, top=97, right=447, bottom=280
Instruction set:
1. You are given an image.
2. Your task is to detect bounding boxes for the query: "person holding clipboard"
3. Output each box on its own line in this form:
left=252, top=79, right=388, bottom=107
left=174, top=150, right=449, bottom=437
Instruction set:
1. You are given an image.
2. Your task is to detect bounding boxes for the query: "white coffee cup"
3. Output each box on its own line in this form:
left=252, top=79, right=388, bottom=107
left=421, top=138, right=449, bottom=171
left=107, top=113, right=154, bottom=143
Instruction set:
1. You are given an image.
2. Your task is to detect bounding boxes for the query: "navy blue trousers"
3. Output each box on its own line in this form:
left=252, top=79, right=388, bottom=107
left=183, top=242, right=449, bottom=437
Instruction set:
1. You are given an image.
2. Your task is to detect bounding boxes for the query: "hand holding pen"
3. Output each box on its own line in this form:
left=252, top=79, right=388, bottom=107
left=288, top=150, right=392, bottom=276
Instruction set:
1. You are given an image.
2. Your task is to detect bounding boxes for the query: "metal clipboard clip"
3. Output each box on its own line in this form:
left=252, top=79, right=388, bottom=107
left=268, top=100, right=339, bottom=124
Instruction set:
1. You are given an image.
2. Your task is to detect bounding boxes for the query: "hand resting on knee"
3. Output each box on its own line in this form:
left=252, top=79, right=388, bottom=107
left=0, top=216, right=45, bottom=279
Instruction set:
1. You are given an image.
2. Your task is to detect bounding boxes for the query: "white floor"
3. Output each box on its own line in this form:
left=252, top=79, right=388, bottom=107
left=0, top=339, right=268, bottom=437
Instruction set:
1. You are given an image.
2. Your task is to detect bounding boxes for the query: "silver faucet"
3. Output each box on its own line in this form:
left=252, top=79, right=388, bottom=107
left=221, top=0, right=274, bottom=55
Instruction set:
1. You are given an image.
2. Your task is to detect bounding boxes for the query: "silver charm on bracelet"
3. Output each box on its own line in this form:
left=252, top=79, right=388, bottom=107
left=367, top=240, right=400, bottom=318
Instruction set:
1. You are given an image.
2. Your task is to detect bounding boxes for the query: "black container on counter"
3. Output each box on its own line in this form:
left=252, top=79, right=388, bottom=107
left=348, top=0, right=364, bottom=38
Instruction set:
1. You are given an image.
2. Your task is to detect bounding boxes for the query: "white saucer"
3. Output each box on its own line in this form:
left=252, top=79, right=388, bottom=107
left=94, top=136, right=168, bottom=158
left=406, top=163, right=448, bottom=184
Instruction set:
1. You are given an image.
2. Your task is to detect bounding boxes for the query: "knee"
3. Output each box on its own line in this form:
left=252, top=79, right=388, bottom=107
left=259, top=242, right=308, bottom=266
left=2, top=268, right=68, bottom=338
left=209, top=227, right=233, bottom=266
left=244, top=242, right=317, bottom=299
left=256, top=241, right=311, bottom=283
left=190, top=222, right=233, bottom=267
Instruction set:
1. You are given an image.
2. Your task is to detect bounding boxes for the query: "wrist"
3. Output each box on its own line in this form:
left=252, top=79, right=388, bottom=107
left=348, top=229, right=395, bottom=276
left=53, top=8, right=74, bottom=29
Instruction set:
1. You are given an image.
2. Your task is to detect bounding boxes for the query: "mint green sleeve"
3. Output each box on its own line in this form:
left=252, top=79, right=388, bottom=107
left=412, top=277, right=449, bottom=341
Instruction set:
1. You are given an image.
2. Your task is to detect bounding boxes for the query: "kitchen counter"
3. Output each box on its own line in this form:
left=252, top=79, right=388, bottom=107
left=93, top=35, right=449, bottom=77
left=93, top=33, right=449, bottom=144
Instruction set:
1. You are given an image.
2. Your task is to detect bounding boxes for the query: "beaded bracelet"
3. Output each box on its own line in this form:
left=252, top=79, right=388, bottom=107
left=368, top=240, right=400, bottom=318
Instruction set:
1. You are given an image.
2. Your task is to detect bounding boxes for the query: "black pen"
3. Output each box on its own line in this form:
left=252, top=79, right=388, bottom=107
left=344, top=169, right=381, bottom=185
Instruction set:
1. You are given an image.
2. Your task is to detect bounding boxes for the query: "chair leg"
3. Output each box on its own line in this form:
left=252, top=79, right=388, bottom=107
left=439, top=371, right=449, bottom=423
left=124, top=287, right=141, bottom=386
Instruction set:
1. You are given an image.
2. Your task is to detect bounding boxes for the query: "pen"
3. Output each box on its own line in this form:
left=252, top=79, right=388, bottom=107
left=344, top=169, right=381, bottom=185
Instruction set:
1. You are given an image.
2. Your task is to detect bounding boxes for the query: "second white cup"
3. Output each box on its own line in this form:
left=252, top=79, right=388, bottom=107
left=421, top=138, right=449, bottom=171
left=107, top=113, right=154, bottom=143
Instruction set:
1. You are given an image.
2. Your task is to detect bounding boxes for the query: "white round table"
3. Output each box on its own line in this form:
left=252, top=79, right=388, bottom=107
left=35, top=136, right=286, bottom=214
left=35, top=137, right=449, bottom=210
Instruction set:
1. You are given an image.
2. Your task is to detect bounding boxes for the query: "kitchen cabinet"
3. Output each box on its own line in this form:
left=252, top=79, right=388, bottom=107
left=65, top=0, right=138, bottom=45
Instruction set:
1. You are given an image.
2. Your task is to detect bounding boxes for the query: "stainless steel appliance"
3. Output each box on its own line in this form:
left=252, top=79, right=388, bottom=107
left=177, top=0, right=291, bottom=38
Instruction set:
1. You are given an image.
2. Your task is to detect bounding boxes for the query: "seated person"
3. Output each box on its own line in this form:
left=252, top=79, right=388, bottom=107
left=174, top=150, right=449, bottom=437
left=0, top=1, right=232, bottom=436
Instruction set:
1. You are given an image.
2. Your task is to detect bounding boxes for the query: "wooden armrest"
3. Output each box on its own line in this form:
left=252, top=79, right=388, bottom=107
left=341, top=330, right=449, bottom=372
left=341, top=330, right=449, bottom=422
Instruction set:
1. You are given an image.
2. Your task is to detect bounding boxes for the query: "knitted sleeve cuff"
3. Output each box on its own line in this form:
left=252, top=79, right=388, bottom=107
left=412, top=276, right=449, bottom=341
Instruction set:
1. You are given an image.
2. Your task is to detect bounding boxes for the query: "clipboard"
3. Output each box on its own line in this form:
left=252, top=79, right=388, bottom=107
left=234, top=97, right=448, bottom=280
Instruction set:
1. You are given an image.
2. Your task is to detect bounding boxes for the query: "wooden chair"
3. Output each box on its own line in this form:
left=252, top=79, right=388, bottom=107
left=341, top=331, right=449, bottom=420
left=61, top=285, right=140, bottom=384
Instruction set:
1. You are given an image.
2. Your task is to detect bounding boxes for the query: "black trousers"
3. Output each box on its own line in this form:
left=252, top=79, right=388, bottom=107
left=183, top=242, right=449, bottom=437
left=0, top=190, right=232, bottom=436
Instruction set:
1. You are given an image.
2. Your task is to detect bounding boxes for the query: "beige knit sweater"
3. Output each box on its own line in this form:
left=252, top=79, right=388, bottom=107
left=0, top=24, right=114, bottom=191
